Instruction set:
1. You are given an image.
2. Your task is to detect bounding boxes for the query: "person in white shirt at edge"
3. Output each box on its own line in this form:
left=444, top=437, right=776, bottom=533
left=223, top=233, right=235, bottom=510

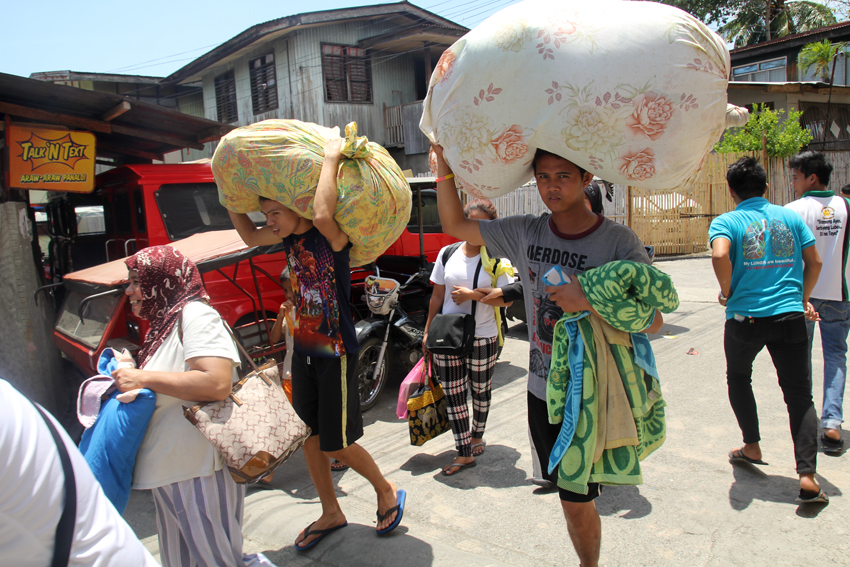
left=424, top=198, right=514, bottom=476
left=112, top=245, right=276, bottom=567
left=785, top=151, right=849, bottom=451
left=0, top=378, right=159, bottom=566
left=430, top=143, right=663, bottom=567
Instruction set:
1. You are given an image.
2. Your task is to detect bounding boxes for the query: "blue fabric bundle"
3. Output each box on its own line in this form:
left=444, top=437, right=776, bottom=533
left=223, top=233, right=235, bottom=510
left=78, top=349, right=155, bottom=513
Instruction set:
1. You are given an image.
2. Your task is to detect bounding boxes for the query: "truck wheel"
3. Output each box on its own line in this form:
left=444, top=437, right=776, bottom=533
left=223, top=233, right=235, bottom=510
left=356, top=337, right=388, bottom=411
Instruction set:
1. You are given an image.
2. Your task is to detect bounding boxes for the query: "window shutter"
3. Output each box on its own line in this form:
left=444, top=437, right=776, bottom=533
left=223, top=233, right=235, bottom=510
left=346, top=47, right=372, bottom=103
left=249, top=53, right=279, bottom=114
left=214, top=71, right=238, bottom=123
left=321, top=44, right=372, bottom=103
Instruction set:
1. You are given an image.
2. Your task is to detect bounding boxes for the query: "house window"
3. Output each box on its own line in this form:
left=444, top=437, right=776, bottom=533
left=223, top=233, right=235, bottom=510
left=214, top=71, right=238, bottom=123
left=249, top=53, right=278, bottom=114
left=321, top=44, right=372, bottom=103
left=732, top=57, right=786, bottom=82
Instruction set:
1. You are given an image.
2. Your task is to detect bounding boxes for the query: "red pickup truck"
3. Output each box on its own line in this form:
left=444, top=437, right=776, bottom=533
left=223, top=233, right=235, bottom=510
left=46, top=165, right=459, bottom=380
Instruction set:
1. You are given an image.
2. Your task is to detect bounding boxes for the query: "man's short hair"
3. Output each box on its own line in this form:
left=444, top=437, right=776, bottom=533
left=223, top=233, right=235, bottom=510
left=726, top=156, right=767, bottom=200
left=841, top=185, right=850, bottom=196
left=789, top=150, right=833, bottom=186
left=531, top=148, right=586, bottom=178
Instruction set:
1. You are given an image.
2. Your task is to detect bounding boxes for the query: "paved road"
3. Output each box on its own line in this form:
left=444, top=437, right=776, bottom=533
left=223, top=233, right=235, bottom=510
left=124, top=255, right=849, bottom=566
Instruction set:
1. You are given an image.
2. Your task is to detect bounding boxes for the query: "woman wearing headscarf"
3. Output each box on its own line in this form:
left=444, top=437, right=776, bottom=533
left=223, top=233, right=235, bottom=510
left=111, top=246, right=276, bottom=567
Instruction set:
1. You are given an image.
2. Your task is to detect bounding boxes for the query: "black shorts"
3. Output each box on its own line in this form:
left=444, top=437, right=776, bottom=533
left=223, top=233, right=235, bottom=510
left=528, top=391, right=601, bottom=503
left=291, top=352, right=364, bottom=452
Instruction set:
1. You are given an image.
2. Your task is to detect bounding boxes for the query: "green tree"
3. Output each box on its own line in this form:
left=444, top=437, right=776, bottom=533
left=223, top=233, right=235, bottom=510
left=718, top=1, right=836, bottom=47
left=714, top=103, right=813, bottom=156
left=655, top=0, right=837, bottom=46
left=799, top=39, right=848, bottom=81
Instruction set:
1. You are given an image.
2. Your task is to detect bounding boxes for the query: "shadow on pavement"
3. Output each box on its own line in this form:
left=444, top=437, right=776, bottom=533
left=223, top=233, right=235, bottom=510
left=400, top=446, right=528, bottom=490
left=648, top=323, right=690, bottom=342
left=262, top=523, right=435, bottom=567
left=596, top=485, right=653, bottom=519
left=728, top=464, right=841, bottom=516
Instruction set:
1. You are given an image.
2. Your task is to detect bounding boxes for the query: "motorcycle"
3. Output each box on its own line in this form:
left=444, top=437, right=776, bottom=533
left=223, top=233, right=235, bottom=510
left=354, top=267, right=432, bottom=410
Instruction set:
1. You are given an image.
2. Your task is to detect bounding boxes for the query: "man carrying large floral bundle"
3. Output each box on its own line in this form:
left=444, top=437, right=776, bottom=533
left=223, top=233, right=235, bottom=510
left=229, top=134, right=405, bottom=550
left=432, top=143, right=665, bottom=567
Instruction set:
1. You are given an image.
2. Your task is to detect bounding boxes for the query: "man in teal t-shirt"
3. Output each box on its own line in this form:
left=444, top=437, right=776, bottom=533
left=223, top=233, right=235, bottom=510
left=709, top=156, right=827, bottom=504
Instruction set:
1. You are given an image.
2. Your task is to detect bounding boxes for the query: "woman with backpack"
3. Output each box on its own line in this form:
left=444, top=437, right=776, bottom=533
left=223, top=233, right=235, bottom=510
left=424, top=199, right=515, bottom=476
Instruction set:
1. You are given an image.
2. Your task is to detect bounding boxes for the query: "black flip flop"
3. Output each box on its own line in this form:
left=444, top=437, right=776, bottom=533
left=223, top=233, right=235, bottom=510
left=795, top=489, right=829, bottom=504
left=331, top=460, right=350, bottom=472
left=294, top=521, right=348, bottom=551
left=728, top=449, right=768, bottom=466
left=820, top=434, right=843, bottom=452
left=441, top=460, right=477, bottom=476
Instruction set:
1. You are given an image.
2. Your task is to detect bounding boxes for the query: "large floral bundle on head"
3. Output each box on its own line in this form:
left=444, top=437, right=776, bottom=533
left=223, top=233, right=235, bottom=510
left=212, top=120, right=412, bottom=266
left=420, top=0, right=749, bottom=197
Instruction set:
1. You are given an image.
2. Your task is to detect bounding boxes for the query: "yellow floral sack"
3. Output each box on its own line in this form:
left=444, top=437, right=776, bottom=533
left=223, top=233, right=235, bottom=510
left=420, top=0, right=749, bottom=197
left=212, top=120, right=412, bottom=266
left=407, top=366, right=450, bottom=447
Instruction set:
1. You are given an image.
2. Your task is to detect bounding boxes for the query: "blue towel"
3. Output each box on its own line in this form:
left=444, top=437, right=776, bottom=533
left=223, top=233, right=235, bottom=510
left=79, top=348, right=155, bottom=513
left=547, top=312, right=589, bottom=475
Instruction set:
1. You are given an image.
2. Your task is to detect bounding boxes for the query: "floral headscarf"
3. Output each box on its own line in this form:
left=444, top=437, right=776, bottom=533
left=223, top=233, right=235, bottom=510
left=125, top=246, right=210, bottom=367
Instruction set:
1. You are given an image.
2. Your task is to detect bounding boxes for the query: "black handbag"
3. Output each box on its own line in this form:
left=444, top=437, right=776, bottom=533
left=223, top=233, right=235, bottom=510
left=425, top=254, right=482, bottom=356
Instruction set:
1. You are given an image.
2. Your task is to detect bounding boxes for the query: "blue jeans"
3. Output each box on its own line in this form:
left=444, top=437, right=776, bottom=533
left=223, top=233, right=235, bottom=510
left=806, top=298, right=850, bottom=431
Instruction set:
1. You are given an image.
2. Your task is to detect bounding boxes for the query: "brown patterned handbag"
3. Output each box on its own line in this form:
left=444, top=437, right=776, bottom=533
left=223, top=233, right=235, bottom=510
left=183, top=334, right=311, bottom=484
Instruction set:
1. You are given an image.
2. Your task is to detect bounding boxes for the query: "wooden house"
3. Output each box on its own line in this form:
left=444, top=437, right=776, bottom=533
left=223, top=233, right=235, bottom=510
left=163, top=2, right=467, bottom=172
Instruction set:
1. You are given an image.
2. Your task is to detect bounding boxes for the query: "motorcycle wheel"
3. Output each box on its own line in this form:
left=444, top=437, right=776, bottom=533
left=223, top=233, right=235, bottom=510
left=356, top=337, right=388, bottom=411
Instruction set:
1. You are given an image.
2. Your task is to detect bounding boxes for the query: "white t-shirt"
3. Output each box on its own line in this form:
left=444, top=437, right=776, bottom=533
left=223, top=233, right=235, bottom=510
left=431, top=244, right=513, bottom=338
left=0, top=379, right=159, bottom=566
left=132, top=301, right=240, bottom=490
left=786, top=194, right=850, bottom=301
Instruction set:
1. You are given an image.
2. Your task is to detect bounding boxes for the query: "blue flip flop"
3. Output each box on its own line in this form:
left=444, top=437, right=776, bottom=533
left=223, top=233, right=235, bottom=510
left=376, top=489, right=406, bottom=535
left=294, top=521, right=348, bottom=551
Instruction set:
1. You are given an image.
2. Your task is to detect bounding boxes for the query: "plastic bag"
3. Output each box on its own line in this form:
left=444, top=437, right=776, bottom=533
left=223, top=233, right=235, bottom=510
left=420, top=0, right=749, bottom=197
left=212, top=120, right=412, bottom=266
left=397, top=356, right=429, bottom=419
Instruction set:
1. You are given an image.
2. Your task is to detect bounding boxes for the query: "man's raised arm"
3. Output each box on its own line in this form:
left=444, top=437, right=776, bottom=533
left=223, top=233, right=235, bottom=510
left=432, top=144, right=485, bottom=246
left=312, top=133, right=350, bottom=252
left=228, top=210, right=280, bottom=247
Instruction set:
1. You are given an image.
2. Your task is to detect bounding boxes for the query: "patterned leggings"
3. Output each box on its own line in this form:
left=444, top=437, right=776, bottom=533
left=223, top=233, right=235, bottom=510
left=433, top=337, right=499, bottom=457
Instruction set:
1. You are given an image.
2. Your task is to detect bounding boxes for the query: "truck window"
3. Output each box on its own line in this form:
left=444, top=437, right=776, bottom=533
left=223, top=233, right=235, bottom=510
left=75, top=206, right=105, bottom=235
left=155, top=183, right=238, bottom=241
left=134, top=189, right=146, bottom=233
left=55, top=289, right=121, bottom=349
left=113, top=193, right=133, bottom=235
left=407, top=189, right=443, bottom=233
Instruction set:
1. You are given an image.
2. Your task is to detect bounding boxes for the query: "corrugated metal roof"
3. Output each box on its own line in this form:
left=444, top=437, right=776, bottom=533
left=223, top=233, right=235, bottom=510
left=731, top=20, right=850, bottom=57
left=165, top=1, right=468, bottom=85
left=0, top=72, right=234, bottom=161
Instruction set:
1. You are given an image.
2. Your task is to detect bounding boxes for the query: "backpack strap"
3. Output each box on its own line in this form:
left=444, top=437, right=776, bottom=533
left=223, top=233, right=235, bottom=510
left=441, top=241, right=463, bottom=268
left=34, top=403, right=76, bottom=567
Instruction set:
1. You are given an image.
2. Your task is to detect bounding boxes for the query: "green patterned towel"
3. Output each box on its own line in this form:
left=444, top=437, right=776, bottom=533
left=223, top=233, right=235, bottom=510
left=549, top=318, right=667, bottom=494
left=547, top=261, right=676, bottom=494
left=577, top=260, right=680, bottom=333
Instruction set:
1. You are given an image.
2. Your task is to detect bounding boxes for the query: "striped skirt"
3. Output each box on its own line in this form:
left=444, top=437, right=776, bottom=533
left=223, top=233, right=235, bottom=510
left=152, top=468, right=276, bottom=567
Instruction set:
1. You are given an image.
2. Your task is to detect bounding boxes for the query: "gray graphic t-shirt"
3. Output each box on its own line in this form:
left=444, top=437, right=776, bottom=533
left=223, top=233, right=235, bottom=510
left=480, top=214, right=649, bottom=400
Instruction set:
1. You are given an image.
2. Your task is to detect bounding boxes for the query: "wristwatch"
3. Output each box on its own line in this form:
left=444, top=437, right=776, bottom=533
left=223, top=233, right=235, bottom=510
left=719, top=290, right=731, bottom=301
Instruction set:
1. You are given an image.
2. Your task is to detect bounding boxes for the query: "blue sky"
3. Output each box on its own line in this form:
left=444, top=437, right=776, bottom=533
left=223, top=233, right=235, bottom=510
left=0, top=0, right=522, bottom=79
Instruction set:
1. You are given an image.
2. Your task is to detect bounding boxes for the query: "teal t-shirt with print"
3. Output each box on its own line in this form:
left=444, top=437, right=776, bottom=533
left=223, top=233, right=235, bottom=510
left=709, top=197, right=816, bottom=319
